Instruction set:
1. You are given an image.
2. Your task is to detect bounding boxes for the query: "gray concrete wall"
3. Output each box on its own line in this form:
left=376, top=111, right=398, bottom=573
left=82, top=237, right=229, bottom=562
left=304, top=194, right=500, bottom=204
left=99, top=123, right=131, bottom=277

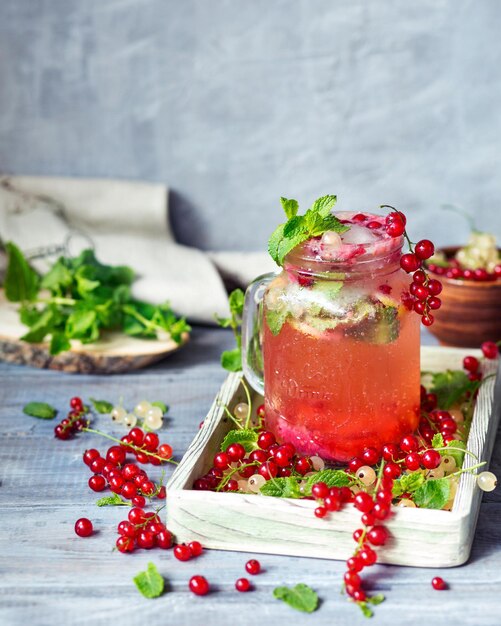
left=0, top=0, right=500, bottom=250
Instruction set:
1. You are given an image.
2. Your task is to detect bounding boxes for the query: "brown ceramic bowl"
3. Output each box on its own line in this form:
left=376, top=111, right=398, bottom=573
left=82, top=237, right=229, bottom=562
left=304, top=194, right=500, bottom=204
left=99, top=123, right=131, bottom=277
left=427, top=247, right=501, bottom=348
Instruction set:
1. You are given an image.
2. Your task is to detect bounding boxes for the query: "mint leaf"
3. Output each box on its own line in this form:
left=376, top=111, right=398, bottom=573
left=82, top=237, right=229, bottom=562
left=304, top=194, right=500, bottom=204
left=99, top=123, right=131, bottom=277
left=430, top=370, right=474, bottom=409
left=413, top=478, right=450, bottom=509
left=96, top=493, right=130, bottom=507
left=133, top=562, right=165, bottom=599
left=309, top=194, right=337, bottom=218
left=432, top=433, right=444, bottom=449
left=268, top=195, right=348, bottom=266
left=280, top=197, right=299, bottom=219
left=221, top=347, right=242, bottom=372
left=228, top=288, right=244, bottom=317
left=442, top=440, right=466, bottom=469
left=260, top=477, right=301, bottom=498
left=23, top=401, right=57, bottom=419
left=393, top=472, right=425, bottom=498
left=41, top=259, right=72, bottom=293
left=151, top=401, right=168, bottom=413
left=221, top=429, right=258, bottom=453
left=359, top=603, right=374, bottom=618
left=5, top=242, right=39, bottom=302
left=273, top=583, right=319, bottom=613
left=265, top=306, right=289, bottom=336
left=50, top=331, right=71, bottom=355
left=304, top=469, right=351, bottom=496
left=66, top=309, right=98, bottom=342
left=367, top=593, right=385, bottom=606
left=90, top=398, right=114, bottom=414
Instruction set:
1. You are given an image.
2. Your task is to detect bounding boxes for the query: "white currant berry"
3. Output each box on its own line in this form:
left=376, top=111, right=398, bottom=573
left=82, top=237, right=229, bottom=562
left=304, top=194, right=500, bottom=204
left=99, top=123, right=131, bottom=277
left=427, top=467, right=445, bottom=479
left=123, top=413, right=137, bottom=428
left=477, top=471, right=497, bottom=492
left=234, top=402, right=249, bottom=421
left=397, top=498, right=417, bottom=508
left=356, top=465, right=377, bottom=486
left=237, top=479, right=250, bottom=493
left=439, top=455, right=457, bottom=473
left=134, top=400, right=151, bottom=418
left=310, top=455, right=325, bottom=471
left=111, top=406, right=127, bottom=423
left=145, top=411, right=163, bottom=430
left=247, top=474, right=266, bottom=493
left=448, top=409, right=464, bottom=424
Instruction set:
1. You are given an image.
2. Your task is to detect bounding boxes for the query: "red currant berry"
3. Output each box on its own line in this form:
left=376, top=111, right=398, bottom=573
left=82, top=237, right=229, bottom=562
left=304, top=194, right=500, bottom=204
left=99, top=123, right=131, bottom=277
left=385, top=213, right=406, bottom=237
left=174, top=543, right=192, bottom=561
left=481, top=341, right=499, bottom=360
left=158, top=443, right=173, bottom=460
left=131, top=495, right=146, bottom=508
left=347, top=556, right=364, bottom=572
left=348, top=457, right=364, bottom=474
left=157, top=529, right=173, bottom=549
left=414, top=300, right=426, bottom=315
left=187, top=541, right=203, bottom=557
left=400, top=434, right=418, bottom=453
left=463, top=355, right=480, bottom=372
left=414, top=285, right=429, bottom=301
left=400, top=253, right=420, bottom=273
left=89, top=458, right=105, bottom=475
left=344, top=571, right=361, bottom=587
left=366, top=220, right=382, bottom=230
left=83, top=449, right=100, bottom=466
left=122, top=463, right=140, bottom=480
left=257, top=404, right=266, bottom=418
left=140, top=479, right=155, bottom=496
left=274, top=447, right=293, bottom=468
left=213, top=452, right=230, bottom=470
left=108, top=475, right=124, bottom=494
left=421, top=314, right=434, bottom=327
left=249, top=449, right=268, bottom=464
left=324, top=495, right=341, bottom=512
left=361, top=512, right=376, bottom=526
left=367, top=526, right=388, bottom=546
left=311, top=481, right=329, bottom=499
left=431, top=576, right=447, bottom=590
left=421, top=449, right=441, bottom=470
left=427, top=279, right=442, bottom=295
left=54, top=424, right=71, bottom=440
left=137, top=530, right=155, bottom=549
left=314, top=506, right=327, bottom=518
left=245, top=559, right=261, bottom=575
left=354, top=492, right=374, bottom=513
left=70, top=397, right=83, bottom=410
left=189, top=575, right=209, bottom=596
left=106, top=446, right=126, bottom=466
left=295, top=457, right=312, bottom=475
left=128, top=427, right=144, bottom=446
left=373, top=503, right=390, bottom=520
left=118, top=520, right=137, bottom=538
left=258, top=460, right=278, bottom=480
left=405, top=452, right=421, bottom=471
left=440, top=418, right=457, bottom=434
left=415, top=239, right=435, bottom=260
left=226, top=443, right=246, bottom=462
left=353, top=213, right=367, bottom=222
left=353, top=528, right=364, bottom=542
left=376, top=490, right=393, bottom=506
left=235, top=577, right=251, bottom=592
left=359, top=546, right=377, bottom=566
left=128, top=507, right=146, bottom=525
left=353, top=589, right=367, bottom=602
left=116, top=535, right=135, bottom=553
left=257, top=431, right=276, bottom=450
left=381, top=443, right=399, bottom=462
left=413, top=269, right=426, bottom=285
left=143, top=432, right=159, bottom=451
left=384, top=462, right=402, bottom=479
left=74, top=518, right=93, bottom=537
left=121, top=481, right=137, bottom=499
left=88, top=474, right=106, bottom=492
left=362, top=447, right=380, bottom=465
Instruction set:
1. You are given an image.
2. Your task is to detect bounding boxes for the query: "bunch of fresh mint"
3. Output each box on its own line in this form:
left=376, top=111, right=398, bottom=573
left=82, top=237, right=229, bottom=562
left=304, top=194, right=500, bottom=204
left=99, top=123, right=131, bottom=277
left=3, top=242, right=190, bottom=355
left=268, top=195, right=348, bottom=266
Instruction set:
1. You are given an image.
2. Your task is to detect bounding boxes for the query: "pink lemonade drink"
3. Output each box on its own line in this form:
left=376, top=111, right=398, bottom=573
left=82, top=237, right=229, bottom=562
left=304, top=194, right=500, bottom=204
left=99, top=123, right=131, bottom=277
left=258, top=212, right=420, bottom=462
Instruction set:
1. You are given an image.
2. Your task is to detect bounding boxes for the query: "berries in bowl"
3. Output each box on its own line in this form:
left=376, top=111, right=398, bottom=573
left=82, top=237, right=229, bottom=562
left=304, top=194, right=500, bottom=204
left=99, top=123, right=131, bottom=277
left=424, top=231, right=501, bottom=347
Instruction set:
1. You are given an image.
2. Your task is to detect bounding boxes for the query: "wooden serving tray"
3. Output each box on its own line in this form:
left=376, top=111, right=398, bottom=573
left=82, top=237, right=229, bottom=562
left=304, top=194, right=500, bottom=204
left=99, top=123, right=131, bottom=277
left=0, top=290, right=188, bottom=374
left=167, top=347, right=501, bottom=567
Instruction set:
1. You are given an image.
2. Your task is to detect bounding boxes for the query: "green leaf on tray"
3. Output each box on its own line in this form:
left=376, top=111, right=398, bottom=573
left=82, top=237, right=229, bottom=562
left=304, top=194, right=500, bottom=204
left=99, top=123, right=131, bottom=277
left=303, top=469, right=351, bottom=496
left=413, top=478, right=451, bottom=509
left=392, top=472, right=425, bottom=498
left=151, top=401, right=169, bottom=413
left=23, top=401, right=57, bottom=419
left=260, top=477, right=301, bottom=499
left=441, top=440, right=466, bottom=469
left=273, top=583, right=319, bottom=613
left=90, top=398, right=114, bottom=414
left=432, top=433, right=445, bottom=449
left=221, top=347, right=242, bottom=372
left=133, top=562, right=165, bottom=599
left=96, top=493, right=129, bottom=507
left=4, top=242, right=39, bottom=303
left=430, top=370, right=475, bottom=409
left=221, top=429, right=258, bottom=453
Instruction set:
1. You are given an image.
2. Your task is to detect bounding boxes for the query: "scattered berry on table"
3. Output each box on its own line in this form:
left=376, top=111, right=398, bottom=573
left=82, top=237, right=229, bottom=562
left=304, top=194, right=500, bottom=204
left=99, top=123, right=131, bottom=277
left=74, top=518, right=93, bottom=537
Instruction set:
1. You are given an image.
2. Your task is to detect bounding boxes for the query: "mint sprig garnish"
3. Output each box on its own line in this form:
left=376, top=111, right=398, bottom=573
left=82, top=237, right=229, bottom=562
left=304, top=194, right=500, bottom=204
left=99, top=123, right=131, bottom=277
left=268, top=195, right=348, bottom=266
left=23, top=401, right=57, bottom=419
left=273, top=583, right=319, bottom=613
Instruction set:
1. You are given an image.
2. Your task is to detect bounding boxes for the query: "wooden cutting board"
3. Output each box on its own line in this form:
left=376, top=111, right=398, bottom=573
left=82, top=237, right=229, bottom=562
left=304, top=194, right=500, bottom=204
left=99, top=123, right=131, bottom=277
left=0, top=290, right=188, bottom=374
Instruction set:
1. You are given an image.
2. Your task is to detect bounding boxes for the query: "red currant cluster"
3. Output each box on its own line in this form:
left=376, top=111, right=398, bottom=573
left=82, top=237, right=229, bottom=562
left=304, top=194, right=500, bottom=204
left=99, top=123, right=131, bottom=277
left=188, top=559, right=260, bottom=596
left=194, top=427, right=313, bottom=492
left=116, top=508, right=173, bottom=552
left=428, top=260, right=501, bottom=282
left=312, top=483, right=353, bottom=518
left=54, top=396, right=90, bottom=440
left=382, top=208, right=443, bottom=326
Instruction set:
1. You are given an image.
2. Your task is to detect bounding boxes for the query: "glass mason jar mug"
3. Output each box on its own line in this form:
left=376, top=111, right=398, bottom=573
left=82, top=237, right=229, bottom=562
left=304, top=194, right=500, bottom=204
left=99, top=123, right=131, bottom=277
left=242, top=213, right=421, bottom=463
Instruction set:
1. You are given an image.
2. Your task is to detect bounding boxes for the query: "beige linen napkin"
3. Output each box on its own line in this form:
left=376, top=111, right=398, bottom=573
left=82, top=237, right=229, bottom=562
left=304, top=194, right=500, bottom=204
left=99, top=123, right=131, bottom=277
left=0, top=176, right=275, bottom=323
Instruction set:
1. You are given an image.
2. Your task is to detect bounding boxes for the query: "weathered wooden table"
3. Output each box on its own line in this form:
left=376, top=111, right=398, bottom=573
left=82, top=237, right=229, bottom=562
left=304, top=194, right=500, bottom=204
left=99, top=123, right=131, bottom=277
left=1, top=328, right=500, bottom=626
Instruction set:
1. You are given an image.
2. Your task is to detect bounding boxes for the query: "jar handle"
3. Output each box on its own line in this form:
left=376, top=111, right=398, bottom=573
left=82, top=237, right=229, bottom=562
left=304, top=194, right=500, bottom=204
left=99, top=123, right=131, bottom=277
left=241, top=272, right=276, bottom=395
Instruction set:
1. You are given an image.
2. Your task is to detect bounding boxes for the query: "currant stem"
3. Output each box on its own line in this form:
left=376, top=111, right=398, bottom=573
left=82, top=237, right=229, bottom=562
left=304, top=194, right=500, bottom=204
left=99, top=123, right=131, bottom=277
left=240, top=378, right=253, bottom=430
left=82, top=427, right=179, bottom=465
left=445, top=461, right=486, bottom=479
